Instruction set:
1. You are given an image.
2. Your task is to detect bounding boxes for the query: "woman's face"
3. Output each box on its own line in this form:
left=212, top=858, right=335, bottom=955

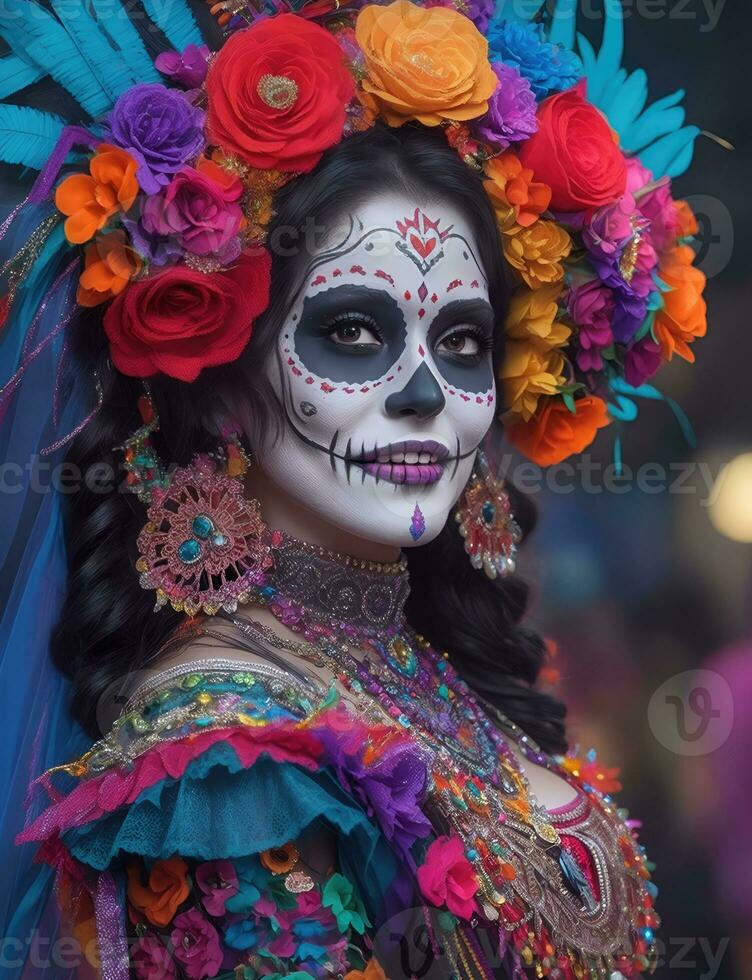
left=258, top=190, right=498, bottom=548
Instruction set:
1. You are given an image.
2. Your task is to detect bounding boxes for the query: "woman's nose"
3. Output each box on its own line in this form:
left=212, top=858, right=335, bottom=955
left=384, top=363, right=446, bottom=419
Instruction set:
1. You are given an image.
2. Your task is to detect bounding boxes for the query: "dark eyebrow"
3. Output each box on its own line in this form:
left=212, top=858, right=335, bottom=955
left=427, top=299, right=496, bottom=339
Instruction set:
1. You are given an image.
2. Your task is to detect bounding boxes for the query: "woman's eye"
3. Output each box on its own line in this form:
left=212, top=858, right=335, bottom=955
left=436, top=330, right=481, bottom=357
left=327, top=316, right=382, bottom=348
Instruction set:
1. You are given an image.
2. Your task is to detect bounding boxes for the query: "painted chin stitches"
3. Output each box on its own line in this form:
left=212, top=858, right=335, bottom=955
left=258, top=191, right=498, bottom=549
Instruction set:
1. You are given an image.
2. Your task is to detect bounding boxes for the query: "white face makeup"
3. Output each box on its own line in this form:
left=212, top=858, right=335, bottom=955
left=257, top=192, right=498, bottom=548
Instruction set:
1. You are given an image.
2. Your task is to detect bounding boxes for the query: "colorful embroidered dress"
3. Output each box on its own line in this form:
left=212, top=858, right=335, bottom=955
left=18, top=546, right=658, bottom=980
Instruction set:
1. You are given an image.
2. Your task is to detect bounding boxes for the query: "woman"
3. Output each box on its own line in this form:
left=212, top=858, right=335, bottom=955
left=0, top=0, right=706, bottom=977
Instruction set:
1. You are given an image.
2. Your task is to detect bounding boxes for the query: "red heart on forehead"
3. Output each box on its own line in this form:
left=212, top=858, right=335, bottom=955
left=409, top=233, right=436, bottom=259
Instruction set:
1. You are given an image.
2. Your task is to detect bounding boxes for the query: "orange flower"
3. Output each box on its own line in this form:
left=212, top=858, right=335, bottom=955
left=560, top=754, right=622, bottom=795
left=653, top=244, right=707, bottom=362
left=260, top=842, right=300, bottom=874
left=503, top=220, right=572, bottom=290
left=674, top=199, right=699, bottom=238
left=506, top=283, right=569, bottom=349
left=77, top=232, right=142, bottom=308
left=484, top=152, right=551, bottom=229
left=126, top=857, right=190, bottom=928
left=355, top=0, right=498, bottom=126
left=345, top=959, right=388, bottom=980
left=55, top=144, right=139, bottom=244
left=506, top=395, right=610, bottom=466
left=498, top=340, right=566, bottom=421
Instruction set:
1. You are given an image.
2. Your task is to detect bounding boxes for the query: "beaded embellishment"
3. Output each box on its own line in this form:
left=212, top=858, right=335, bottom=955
left=136, top=454, right=273, bottom=616
left=456, top=453, right=521, bottom=579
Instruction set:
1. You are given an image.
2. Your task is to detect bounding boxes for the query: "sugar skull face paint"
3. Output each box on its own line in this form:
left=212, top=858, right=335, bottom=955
left=257, top=192, right=498, bottom=548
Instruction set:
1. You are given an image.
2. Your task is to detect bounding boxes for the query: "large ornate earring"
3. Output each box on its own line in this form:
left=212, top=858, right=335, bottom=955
left=455, top=452, right=521, bottom=579
left=124, top=396, right=274, bottom=616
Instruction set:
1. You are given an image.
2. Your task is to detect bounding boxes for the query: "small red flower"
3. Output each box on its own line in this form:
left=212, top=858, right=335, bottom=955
left=103, top=251, right=271, bottom=381
left=206, top=14, right=355, bottom=173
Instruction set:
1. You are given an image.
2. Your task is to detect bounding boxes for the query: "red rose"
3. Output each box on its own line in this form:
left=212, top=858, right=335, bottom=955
left=206, top=14, right=355, bottom=173
left=103, top=251, right=271, bottom=381
left=518, top=82, right=627, bottom=213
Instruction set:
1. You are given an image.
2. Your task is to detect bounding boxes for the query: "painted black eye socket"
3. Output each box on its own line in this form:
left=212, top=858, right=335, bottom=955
left=324, top=311, right=382, bottom=349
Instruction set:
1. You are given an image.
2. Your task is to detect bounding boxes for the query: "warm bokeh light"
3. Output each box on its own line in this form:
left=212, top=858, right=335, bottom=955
left=709, top=453, right=752, bottom=542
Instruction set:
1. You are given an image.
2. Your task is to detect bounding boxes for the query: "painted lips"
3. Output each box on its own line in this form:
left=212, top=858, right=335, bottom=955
left=349, top=439, right=449, bottom=485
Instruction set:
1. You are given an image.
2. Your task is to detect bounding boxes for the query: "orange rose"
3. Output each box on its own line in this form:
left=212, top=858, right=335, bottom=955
left=77, top=232, right=142, bottom=308
left=484, top=151, right=551, bottom=229
left=355, top=0, right=498, bottom=126
left=653, top=244, right=707, bottom=362
left=345, top=960, right=388, bottom=980
left=55, top=144, right=139, bottom=244
left=503, top=220, right=572, bottom=290
left=506, top=395, right=611, bottom=466
left=260, top=842, right=299, bottom=874
left=126, top=858, right=190, bottom=928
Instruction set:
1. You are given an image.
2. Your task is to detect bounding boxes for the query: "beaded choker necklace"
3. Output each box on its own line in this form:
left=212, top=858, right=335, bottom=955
left=251, top=531, right=410, bottom=641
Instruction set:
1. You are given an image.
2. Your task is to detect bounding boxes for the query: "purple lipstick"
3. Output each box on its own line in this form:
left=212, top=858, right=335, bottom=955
left=350, top=439, right=449, bottom=485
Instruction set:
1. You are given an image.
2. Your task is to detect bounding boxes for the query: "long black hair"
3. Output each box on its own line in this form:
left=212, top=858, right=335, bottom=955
left=52, top=122, right=567, bottom=752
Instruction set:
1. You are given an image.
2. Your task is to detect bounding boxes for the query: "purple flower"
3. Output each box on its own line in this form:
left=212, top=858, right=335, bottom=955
left=107, top=84, right=205, bottom=194
left=156, top=44, right=211, bottom=89
left=474, top=62, right=538, bottom=149
left=132, top=934, right=176, bottom=980
left=613, top=288, right=648, bottom=344
left=624, top=337, right=662, bottom=387
left=170, top=908, right=223, bottom=980
left=567, top=280, right=614, bottom=372
left=464, top=0, right=494, bottom=33
left=584, top=194, right=658, bottom=299
left=195, top=859, right=239, bottom=917
left=122, top=214, right=182, bottom=266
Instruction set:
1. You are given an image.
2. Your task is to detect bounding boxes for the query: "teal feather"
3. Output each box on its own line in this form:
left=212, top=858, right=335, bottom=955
left=49, top=0, right=142, bottom=102
left=0, top=104, right=65, bottom=170
left=0, top=53, right=44, bottom=100
left=88, top=0, right=161, bottom=85
left=139, top=0, right=204, bottom=53
left=0, top=0, right=111, bottom=116
left=493, top=0, right=540, bottom=23
left=548, top=0, right=700, bottom=179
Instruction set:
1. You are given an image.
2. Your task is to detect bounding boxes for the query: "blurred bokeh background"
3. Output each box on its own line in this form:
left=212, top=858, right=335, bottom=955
left=517, top=5, right=751, bottom=978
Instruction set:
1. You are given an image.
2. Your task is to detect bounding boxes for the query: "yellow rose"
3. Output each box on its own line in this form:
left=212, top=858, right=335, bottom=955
left=503, top=219, right=572, bottom=290
left=355, top=0, right=498, bottom=126
left=499, top=340, right=566, bottom=422
left=506, top=283, right=570, bottom=349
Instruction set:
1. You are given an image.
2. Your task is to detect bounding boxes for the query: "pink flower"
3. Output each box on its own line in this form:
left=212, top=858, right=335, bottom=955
left=624, top=337, right=663, bottom=386
left=195, top=860, right=239, bottom=916
left=132, top=934, right=177, bottom=980
left=141, top=159, right=244, bottom=258
left=170, top=908, right=223, bottom=979
left=416, top=835, right=479, bottom=920
left=567, top=280, right=614, bottom=372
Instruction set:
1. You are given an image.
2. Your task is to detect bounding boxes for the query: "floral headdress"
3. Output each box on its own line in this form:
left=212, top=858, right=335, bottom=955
left=0, top=0, right=707, bottom=466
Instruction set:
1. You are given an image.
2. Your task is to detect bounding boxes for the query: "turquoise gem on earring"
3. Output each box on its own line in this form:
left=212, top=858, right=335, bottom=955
left=481, top=501, right=495, bottom=526
left=178, top=539, right=201, bottom=563
left=192, top=514, right=214, bottom=539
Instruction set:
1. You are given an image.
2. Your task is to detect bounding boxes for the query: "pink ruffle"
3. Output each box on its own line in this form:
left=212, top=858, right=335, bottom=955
left=18, top=714, right=345, bottom=846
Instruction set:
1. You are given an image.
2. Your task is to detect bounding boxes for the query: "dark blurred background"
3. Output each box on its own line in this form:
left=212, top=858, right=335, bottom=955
left=519, top=4, right=751, bottom=978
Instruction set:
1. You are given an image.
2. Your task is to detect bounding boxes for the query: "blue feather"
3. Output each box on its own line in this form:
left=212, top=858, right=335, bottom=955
left=49, top=0, right=141, bottom=103
left=88, top=0, right=161, bottom=84
left=0, top=53, right=44, bottom=99
left=0, top=104, right=65, bottom=169
left=138, top=0, right=204, bottom=52
left=0, top=0, right=111, bottom=116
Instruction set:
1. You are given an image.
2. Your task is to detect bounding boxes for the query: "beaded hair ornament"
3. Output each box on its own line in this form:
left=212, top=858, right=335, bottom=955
left=0, top=0, right=708, bottom=469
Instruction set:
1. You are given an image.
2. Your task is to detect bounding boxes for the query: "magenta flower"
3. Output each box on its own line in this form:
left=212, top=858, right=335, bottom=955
left=583, top=194, right=634, bottom=268
left=624, top=337, right=663, bottom=386
left=417, top=835, right=479, bottom=920
left=195, top=859, right=239, bottom=916
left=156, top=44, right=211, bottom=90
left=474, top=62, right=538, bottom=150
left=141, top=162, right=243, bottom=258
left=567, top=280, right=614, bottom=372
left=170, top=908, right=223, bottom=979
left=131, top=934, right=177, bottom=980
